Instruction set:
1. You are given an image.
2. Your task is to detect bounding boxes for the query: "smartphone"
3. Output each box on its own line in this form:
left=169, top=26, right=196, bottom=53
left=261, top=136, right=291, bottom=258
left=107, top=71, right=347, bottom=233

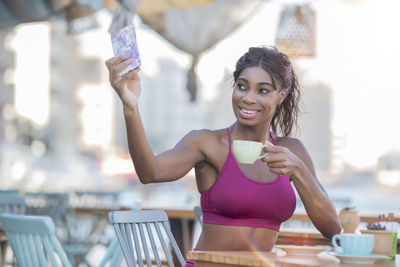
left=111, top=24, right=141, bottom=76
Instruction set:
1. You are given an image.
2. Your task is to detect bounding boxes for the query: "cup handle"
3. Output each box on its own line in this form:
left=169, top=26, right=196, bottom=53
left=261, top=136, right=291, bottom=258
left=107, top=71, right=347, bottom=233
left=257, top=145, right=268, bottom=160
left=332, top=234, right=343, bottom=253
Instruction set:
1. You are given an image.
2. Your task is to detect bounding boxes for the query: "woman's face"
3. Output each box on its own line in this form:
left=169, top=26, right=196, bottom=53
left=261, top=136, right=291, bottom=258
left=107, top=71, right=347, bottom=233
left=232, top=66, right=286, bottom=127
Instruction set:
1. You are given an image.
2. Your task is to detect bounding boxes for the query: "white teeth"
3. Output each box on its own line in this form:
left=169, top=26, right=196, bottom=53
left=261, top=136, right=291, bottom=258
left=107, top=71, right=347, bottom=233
left=241, top=109, right=257, bottom=114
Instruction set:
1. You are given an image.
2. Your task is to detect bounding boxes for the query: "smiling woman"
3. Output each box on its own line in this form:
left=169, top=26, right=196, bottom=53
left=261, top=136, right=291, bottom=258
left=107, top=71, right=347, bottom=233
left=233, top=67, right=286, bottom=125
left=232, top=47, right=300, bottom=136
left=105, top=46, right=342, bottom=266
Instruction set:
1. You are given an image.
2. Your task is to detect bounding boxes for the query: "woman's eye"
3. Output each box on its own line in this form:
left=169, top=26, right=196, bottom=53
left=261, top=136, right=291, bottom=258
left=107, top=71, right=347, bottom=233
left=259, top=89, right=270, bottom=94
left=236, top=83, right=247, bottom=91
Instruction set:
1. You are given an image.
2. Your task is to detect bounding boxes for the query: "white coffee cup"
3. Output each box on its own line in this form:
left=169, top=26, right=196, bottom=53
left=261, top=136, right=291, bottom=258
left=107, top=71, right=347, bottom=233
left=232, top=140, right=268, bottom=164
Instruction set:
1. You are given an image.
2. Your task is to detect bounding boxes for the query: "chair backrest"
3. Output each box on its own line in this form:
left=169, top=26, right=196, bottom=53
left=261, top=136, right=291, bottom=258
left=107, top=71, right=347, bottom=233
left=0, top=190, right=20, bottom=197
left=108, top=210, right=185, bottom=267
left=99, top=238, right=124, bottom=267
left=193, top=206, right=203, bottom=226
left=25, top=192, right=69, bottom=225
left=0, top=213, right=72, bottom=267
left=73, top=191, right=120, bottom=207
left=0, top=196, right=26, bottom=214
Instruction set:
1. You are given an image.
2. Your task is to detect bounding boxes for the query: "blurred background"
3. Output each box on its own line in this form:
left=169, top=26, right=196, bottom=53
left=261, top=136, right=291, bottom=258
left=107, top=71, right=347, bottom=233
left=1, top=0, right=400, bottom=217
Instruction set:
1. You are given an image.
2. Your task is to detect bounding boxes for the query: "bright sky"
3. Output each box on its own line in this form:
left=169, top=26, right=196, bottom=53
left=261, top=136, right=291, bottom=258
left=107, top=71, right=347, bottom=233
left=9, top=0, right=400, bottom=170
left=196, top=0, right=400, bottom=169
left=312, top=0, right=400, bottom=168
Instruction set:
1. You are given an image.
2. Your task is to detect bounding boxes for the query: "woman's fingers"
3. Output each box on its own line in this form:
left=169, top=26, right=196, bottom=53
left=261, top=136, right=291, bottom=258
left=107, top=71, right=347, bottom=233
left=264, top=145, right=285, bottom=153
left=261, top=153, right=281, bottom=163
left=106, top=56, right=135, bottom=88
left=266, top=162, right=286, bottom=168
left=114, top=57, right=133, bottom=73
left=105, top=55, right=130, bottom=70
left=125, top=67, right=140, bottom=80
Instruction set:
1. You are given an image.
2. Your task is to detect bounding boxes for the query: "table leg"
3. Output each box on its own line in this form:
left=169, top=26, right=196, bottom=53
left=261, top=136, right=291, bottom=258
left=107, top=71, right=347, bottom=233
left=182, top=219, right=190, bottom=256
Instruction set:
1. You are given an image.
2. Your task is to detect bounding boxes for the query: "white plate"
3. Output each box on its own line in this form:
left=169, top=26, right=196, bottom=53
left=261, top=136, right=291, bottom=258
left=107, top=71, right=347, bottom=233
left=275, top=245, right=330, bottom=255
left=328, top=252, right=386, bottom=264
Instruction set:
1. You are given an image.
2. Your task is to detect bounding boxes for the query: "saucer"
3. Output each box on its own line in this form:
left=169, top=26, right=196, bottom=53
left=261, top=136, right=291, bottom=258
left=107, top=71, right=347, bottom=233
left=275, top=245, right=330, bottom=255
left=328, top=252, right=386, bottom=264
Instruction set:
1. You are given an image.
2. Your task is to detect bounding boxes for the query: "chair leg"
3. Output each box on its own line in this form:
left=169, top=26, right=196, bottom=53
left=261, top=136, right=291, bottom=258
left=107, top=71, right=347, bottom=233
left=67, top=252, right=76, bottom=266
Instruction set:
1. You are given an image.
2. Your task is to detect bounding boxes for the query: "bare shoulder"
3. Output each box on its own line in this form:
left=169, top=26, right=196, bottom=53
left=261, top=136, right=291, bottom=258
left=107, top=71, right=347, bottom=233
left=275, top=136, right=308, bottom=156
left=178, top=128, right=225, bottom=147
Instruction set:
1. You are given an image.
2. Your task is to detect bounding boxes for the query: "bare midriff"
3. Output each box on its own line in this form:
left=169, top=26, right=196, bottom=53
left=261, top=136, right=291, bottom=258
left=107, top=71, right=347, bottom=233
left=194, top=224, right=278, bottom=251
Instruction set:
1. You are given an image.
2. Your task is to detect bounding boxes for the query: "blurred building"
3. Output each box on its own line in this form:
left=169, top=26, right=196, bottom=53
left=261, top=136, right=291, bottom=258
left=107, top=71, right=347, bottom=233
left=49, top=20, right=102, bottom=154
left=0, top=29, right=15, bottom=142
left=115, top=58, right=207, bottom=153
left=299, top=82, right=332, bottom=171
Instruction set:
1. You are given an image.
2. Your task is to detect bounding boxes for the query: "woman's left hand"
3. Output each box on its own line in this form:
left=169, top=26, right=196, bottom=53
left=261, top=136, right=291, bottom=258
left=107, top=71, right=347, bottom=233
left=261, top=145, right=304, bottom=179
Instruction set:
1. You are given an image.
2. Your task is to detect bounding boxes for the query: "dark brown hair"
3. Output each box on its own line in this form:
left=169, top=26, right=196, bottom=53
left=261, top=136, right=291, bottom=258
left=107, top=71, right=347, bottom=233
left=233, top=46, right=300, bottom=136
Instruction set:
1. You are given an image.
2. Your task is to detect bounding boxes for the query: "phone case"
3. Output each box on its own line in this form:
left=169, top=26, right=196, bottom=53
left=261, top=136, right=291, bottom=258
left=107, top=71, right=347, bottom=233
left=111, top=24, right=141, bottom=76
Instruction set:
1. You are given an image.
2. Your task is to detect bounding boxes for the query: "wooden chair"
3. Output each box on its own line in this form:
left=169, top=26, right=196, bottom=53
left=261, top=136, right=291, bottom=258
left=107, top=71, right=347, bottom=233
left=0, top=213, right=72, bottom=267
left=108, top=210, right=185, bottom=267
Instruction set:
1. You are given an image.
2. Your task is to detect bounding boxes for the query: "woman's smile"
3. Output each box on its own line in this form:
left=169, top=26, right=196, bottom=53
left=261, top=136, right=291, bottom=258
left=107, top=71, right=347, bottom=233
left=239, top=107, right=261, bottom=119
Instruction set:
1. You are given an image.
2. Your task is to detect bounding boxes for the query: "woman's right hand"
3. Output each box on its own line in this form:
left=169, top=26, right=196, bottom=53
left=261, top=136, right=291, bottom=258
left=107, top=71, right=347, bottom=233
left=105, top=55, right=141, bottom=110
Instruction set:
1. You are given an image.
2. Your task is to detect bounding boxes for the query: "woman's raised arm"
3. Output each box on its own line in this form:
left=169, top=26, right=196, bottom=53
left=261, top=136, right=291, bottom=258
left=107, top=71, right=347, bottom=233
left=105, top=56, right=206, bottom=184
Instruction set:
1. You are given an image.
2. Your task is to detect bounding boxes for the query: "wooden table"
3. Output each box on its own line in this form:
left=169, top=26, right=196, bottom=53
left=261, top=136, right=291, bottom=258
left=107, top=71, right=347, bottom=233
left=289, top=213, right=400, bottom=224
left=188, top=250, right=399, bottom=267
left=73, top=205, right=196, bottom=219
left=277, top=230, right=331, bottom=246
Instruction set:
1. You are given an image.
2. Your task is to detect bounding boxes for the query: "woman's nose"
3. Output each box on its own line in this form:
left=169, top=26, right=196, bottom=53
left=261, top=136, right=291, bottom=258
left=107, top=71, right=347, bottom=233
left=242, top=91, right=257, bottom=104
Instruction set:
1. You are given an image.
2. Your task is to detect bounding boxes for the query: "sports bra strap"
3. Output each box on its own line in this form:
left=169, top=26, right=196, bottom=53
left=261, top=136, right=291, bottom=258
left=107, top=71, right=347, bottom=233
left=227, top=128, right=231, bottom=150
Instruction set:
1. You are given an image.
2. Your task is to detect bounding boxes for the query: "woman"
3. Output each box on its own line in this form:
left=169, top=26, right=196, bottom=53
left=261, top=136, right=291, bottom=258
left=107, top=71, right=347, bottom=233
left=106, top=47, right=341, bottom=264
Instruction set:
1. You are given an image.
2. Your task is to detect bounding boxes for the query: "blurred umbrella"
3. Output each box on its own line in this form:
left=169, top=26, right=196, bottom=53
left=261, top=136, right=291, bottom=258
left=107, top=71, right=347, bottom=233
left=137, top=0, right=214, bottom=16
left=275, top=3, right=316, bottom=58
left=108, top=0, right=214, bottom=33
left=65, top=0, right=103, bottom=34
left=0, top=0, right=72, bottom=29
left=108, top=0, right=141, bottom=34
left=0, top=1, right=21, bottom=28
left=0, top=0, right=103, bottom=34
left=118, top=0, right=264, bottom=101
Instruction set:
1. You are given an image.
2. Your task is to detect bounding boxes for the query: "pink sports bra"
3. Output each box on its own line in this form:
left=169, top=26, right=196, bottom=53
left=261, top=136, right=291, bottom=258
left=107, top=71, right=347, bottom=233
left=200, top=129, right=296, bottom=231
